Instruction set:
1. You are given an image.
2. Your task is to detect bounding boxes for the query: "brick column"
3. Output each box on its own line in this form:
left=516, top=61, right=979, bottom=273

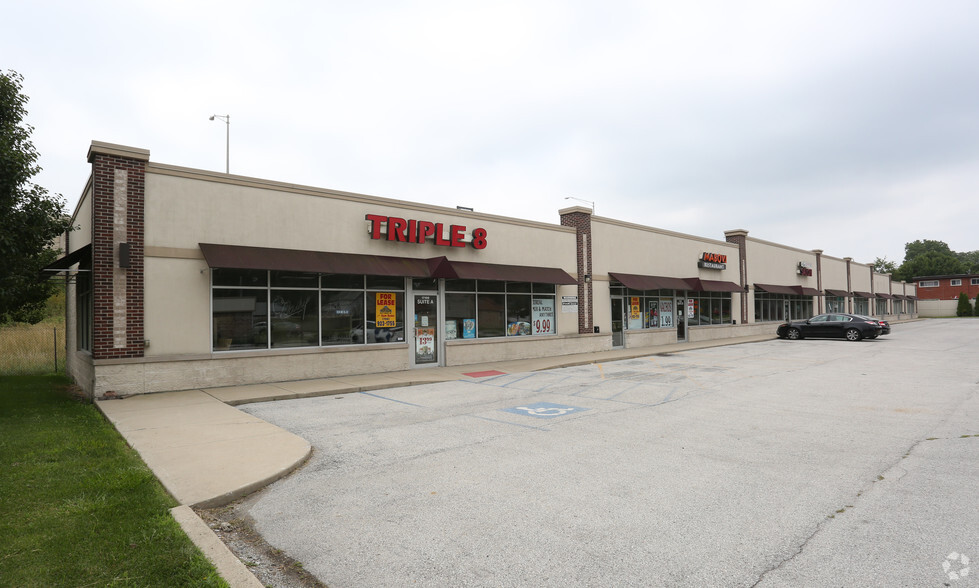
left=724, top=229, right=749, bottom=324
left=560, top=207, right=593, bottom=334
left=844, top=257, right=853, bottom=314
left=812, top=249, right=823, bottom=314
left=87, top=142, right=149, bottom=360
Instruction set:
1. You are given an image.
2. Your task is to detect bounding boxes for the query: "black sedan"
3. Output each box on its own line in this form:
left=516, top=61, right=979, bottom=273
left=776, top=313, right=882, bottom=341
left=855, top=315, right=890, bottom=336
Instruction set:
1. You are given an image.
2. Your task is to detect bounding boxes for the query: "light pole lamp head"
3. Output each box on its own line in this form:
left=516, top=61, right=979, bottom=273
left=209, top=115, right=215, bottom=121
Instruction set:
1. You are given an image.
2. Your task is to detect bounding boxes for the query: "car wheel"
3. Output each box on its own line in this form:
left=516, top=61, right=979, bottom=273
left=786, top=328, right=801, bottom=340
left=845, top=328, right=862, bottom=341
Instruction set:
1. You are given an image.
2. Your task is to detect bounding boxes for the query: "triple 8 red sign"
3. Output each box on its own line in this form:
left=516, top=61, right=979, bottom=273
left=366, top=214, right=487, bottom=249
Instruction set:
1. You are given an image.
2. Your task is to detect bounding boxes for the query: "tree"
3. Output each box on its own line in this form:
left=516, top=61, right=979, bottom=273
left=872, top=257, right=897, bottom=274
left=894, top=240, right=966, bottom=282
left=0, top=70, right=72, bottom=324
left=956, top=292, right=973, bottom=317
left=957, top=250, right=979, bottom=274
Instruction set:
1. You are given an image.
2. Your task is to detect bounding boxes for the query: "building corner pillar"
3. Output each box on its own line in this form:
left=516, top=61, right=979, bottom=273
left=725, top=229, right=749, bottom=324
left=87, top=141, right=149, bottom=361
left=560, top=207, right=594, bottom=334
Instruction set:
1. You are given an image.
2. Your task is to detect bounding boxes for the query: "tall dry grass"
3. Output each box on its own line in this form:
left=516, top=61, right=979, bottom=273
left=0, top=323, right=65, bottom=375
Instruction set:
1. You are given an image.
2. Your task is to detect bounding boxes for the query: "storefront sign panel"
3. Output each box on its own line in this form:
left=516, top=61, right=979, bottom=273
left=562, top=295, right=578, bottom=313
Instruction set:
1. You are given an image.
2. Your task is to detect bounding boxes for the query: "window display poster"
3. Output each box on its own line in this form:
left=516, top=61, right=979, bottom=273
left=660, top=300, right=674, bottom=327
left=462, top=318, right=476, bottom=339
left=375, top=292, right=397, bottom=328
left=445, top=320, right=458, bottom=340
left=415, top=327, right=436, bottom=362
left=687, top=298, right=695, bottom=319
left=532, top=298, right=556, bottom=335
left=628, top=296, right=643, bottom=330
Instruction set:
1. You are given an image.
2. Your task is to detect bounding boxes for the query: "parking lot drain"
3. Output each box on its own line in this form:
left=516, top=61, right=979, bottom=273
left=501, top=402, right=589, bottom=418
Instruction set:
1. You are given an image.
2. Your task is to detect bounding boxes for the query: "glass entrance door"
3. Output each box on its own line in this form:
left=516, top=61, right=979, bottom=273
left=676, top=296, right=687, bottom=342
left=412, top=293, right=439, bottom=366
left=611, top=297, right=624, bottom=348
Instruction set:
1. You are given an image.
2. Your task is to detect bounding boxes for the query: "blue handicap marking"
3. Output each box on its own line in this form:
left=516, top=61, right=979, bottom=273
left=501, top=402, right=589, bottom=419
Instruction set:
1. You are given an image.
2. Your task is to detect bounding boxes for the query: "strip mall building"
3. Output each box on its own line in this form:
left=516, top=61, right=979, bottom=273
left=53, top=142, right=918, bottom=398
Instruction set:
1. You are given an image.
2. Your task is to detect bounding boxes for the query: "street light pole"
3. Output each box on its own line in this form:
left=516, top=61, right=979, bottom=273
left=564, top=196, right=595, bottom=214
left=209, top=114, right=230, bottom=173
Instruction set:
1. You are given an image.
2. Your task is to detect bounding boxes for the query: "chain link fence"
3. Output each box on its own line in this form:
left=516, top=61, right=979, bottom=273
left=0, top=325, right=66, bottom=375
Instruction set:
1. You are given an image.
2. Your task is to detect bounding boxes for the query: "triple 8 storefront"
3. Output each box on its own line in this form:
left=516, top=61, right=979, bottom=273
left=55, top=142, right=915, bottom=399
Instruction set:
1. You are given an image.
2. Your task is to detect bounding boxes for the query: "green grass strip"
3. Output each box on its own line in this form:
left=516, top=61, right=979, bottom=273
left=0, top=375, right=228, bottom=587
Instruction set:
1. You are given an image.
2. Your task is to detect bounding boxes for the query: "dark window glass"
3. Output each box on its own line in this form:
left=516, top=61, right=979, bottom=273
left=269, top=290, right=319, bottom=348
left=213, top=268, right=267, bottom=287
left=365, top=291, right=405, bottom=343
left=445, top=279, right=476, bottom=292
left=271, top=271, right=319, bottom=288
left=533, top=283, right=556, bottom=294
left=367, top=275, right=405, bottom=290
left=478, top=280, right=506, bottom=292
left=410, top=277, right=438, bottom=291
left=322, top=291, right=364, bottom=345
left=213, top=289, right=269, bottom=350
left=507, top=282, right=532, bottom=293
left=445, top=293, right=476, bottom=340
left=323, top=274, right=364, bottom=289
left=477, top=293, right=506, bottom=337
left=506, top=294, right=532, bottom=335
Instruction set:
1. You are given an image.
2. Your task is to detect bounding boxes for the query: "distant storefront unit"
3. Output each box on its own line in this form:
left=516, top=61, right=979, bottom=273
left=45, top=142, right=917, bottom=399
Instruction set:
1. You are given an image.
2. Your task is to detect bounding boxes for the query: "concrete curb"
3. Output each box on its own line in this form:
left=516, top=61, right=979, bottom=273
left=170, top=505, right=264, bottom=588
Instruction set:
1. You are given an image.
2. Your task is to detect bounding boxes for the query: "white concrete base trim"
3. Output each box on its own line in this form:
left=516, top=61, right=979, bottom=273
left=170, top=505, right=264, bottom=588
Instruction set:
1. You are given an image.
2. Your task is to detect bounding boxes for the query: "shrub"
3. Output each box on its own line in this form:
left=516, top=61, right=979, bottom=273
left=956, top=292, right=973, bottom=316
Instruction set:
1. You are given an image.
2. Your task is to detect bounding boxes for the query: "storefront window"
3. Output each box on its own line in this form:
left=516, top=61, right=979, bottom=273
left=753, top=293, right=813, bottom=322
left=212, top=288, right=269, bottom=350
left=507, top=294, right=532, bottom=335
left=270, top=290, right=318, bottom=348
left=445, top=282, right=557, bottom=339
left=477, top=293, right=506, bottom=337
left=826, top=296, right=845, bottom=313
left=687, top=292, right=733, bottom=326
left=876, top=298, right=888, bottom=315
left=322, top=290, right=363, bottom=345
left=445, top=293, right=476, bottom=340
left=854, top=297, right=869, bottom=315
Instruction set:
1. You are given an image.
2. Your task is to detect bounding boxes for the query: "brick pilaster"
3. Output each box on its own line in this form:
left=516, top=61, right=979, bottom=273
left=560, top=207, right=593, bottom=334
left=87, top=142, right=149, bottom=360
left=724, top=230, right=749, bottom=323
left=844, top=257, right=853, bottom=314
left=812, top=249, right=823, bottom=314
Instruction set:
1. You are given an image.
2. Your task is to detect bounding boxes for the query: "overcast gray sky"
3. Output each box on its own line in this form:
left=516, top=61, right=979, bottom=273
left=7, top=1, right=979, bottom=266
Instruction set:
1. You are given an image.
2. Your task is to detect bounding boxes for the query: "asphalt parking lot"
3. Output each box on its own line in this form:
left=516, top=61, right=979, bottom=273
left=239, top=319, right=979, bottom=587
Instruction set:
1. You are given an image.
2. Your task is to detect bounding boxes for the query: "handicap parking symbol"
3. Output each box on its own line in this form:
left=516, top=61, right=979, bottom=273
left=501, top=402, right=589, bottom=419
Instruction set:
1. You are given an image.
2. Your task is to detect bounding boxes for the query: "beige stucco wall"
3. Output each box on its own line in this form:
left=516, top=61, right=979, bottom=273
left=144, top=255, right=211, bottom=356
left=745, top=237, right=818, bottom=289
left=850, top=263, right=873, bottom=293
left=143, top=167, right=576, bottom=270
left=819, top=256, right=849, bottom=291
left=591, top=218, right=740, bottom=283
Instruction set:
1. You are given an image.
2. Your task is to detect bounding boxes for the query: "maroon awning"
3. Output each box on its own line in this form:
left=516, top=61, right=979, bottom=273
left=754, top=283, right=798, bottom=295
left=38, top=244, right=92, bottom=280
left=430, top=257, right=577, bottom=285
left=824, top=289, right=850, bottom=297
left=200, top=243, right=433, bottom=277
left=877, top=293, right=895, bottom=299
left=610, top=272, right=693, bottom=291
left=796, top=286, right=822, bottom=296
left=685, top=278, right=744, bottom=292
left=199, top=244, right=577, bottom=284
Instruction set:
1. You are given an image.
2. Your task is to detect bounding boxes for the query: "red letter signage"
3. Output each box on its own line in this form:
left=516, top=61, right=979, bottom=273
left=365, top=214, right=488, bottom=249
